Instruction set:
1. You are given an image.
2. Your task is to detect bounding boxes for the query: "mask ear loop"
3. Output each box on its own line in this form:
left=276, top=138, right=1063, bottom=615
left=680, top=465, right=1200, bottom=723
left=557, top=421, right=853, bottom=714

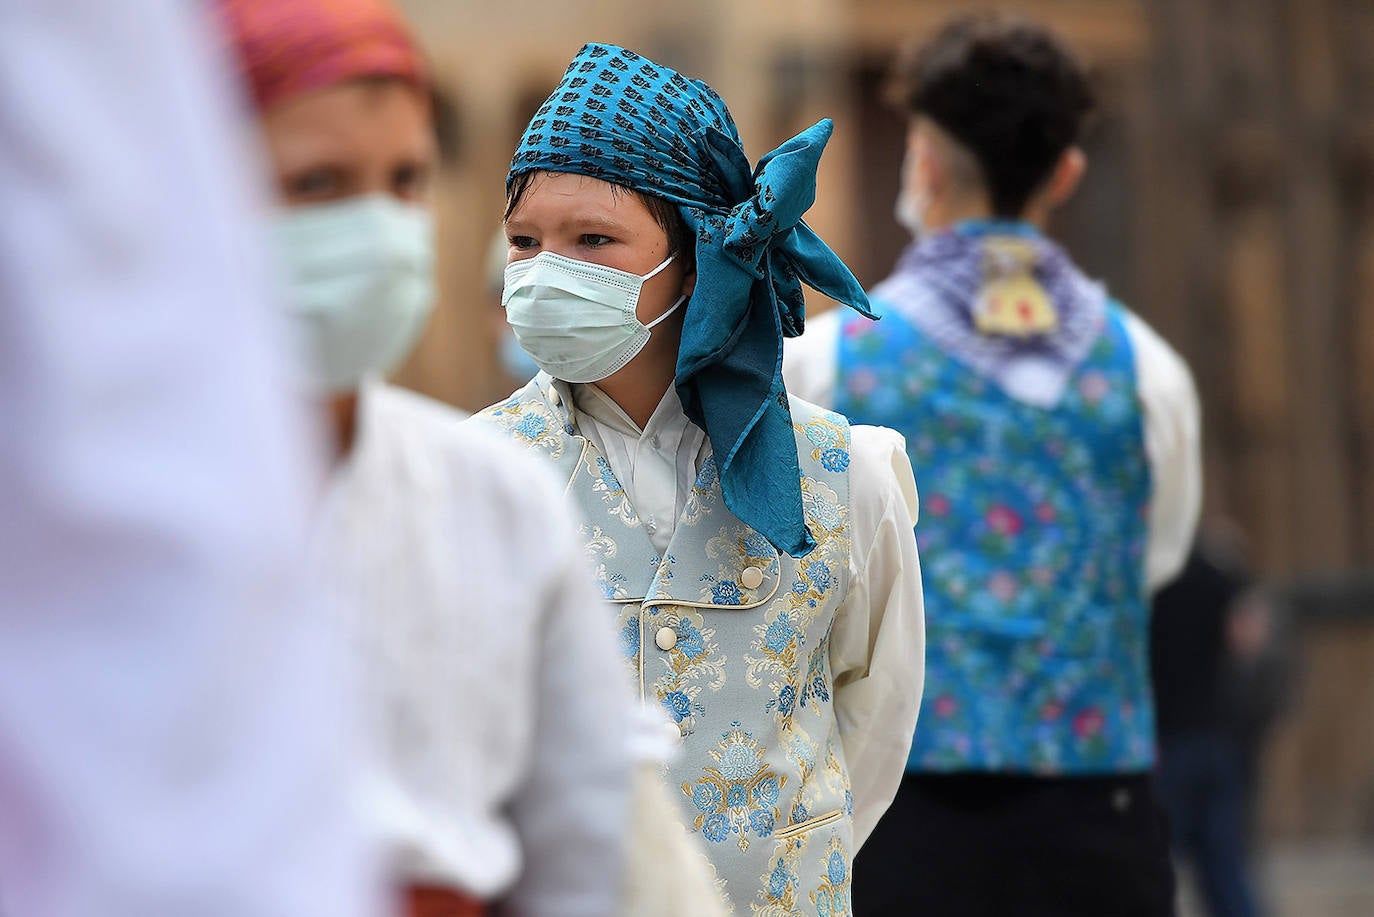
left=644, top=292, right=688, bottom=330
left=639, top=251, right=686, bottom=330
left=640, top=252, right=677, bottom=281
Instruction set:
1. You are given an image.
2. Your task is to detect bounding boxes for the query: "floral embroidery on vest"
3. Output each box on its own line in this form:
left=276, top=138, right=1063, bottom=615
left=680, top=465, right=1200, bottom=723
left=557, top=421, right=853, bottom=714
left=586, top=451, right=639, bottom=526
left=753, top=837, right=805, bottom=915
left=479, top=396, right=570, bottom=459
left=649, top=609, right=726, bottom=735
left=780, top=721, right=820, bottom=811
left=681, top=457, right=721, bottom=529
left=800, top=644, right=831, bottom=708
left=837, top=305, right=1153, bottom=773
left=822, top=743, right=853, bottom=816
left=800, top=412, right=853, bottom=475
left=683, top=724, right=787, bottom=852
left=745, top=473, right=848, bottom=729
left=701, top=526, right=782, bottom=606
left=809, top=837, right=852, bottom=917
left=582, top=524, right=631, bottom=600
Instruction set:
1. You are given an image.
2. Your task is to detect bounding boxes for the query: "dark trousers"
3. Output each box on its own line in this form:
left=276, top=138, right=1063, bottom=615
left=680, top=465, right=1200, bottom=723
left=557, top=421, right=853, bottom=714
left=1157, top=733, right=1260, bottom=917
left=854, top=772, right=1177, bottom=917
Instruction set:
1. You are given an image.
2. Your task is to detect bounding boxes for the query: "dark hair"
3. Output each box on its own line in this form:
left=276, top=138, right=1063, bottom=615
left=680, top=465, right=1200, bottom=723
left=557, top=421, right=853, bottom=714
left=504, top=170, right=695, bottom=270
left=428, top=84, right=462, bottom=167
left=891, top=12, right=1094, bottom=216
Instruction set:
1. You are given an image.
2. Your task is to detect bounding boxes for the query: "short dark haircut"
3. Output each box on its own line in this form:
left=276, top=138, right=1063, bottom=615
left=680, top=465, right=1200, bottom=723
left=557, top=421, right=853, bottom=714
left=505, top=170, right=696, bottom=270
left=891, top=12, right=1094, bottom=216
left=429, top=84, right=462, bottom=167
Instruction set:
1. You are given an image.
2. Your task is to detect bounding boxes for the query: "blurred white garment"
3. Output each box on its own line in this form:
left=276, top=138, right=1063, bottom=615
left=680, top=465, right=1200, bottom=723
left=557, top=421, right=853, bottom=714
left=317, top=380, right=633, bottom=914
left=618, top=705, right=727, bottom=917
left=785, top=308, right=1202, bottom=591
left=620, top=770, right=729, bottom=917
left=0, top=2, right=378, bottom=915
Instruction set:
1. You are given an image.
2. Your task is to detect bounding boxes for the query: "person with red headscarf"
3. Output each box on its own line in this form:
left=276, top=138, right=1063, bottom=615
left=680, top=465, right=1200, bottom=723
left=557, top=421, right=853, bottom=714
left=215, top=3, right=637, bottom=915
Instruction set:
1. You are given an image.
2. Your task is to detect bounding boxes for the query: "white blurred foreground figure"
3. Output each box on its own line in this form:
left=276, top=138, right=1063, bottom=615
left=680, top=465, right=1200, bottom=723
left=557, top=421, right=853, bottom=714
left=0, top=1, right=378, bottom=915
left=213, top=1, right=637, bottom=913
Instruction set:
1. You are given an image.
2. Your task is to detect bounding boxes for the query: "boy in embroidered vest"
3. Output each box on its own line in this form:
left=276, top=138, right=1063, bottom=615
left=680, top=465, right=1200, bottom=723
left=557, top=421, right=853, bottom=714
left=473, top=43, right=926, bottom=917
left=784, top=14, right=1201, bottom=917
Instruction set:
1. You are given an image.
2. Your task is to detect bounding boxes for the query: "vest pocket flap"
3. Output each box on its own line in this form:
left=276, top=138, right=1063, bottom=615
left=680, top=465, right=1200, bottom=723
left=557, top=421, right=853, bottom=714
left=773, top=808, right=844, bottom=841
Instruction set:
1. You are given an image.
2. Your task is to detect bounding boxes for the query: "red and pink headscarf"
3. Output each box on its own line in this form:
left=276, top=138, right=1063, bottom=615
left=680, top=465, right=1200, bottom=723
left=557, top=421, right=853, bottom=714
left=217, top=0, right=426, bottom=112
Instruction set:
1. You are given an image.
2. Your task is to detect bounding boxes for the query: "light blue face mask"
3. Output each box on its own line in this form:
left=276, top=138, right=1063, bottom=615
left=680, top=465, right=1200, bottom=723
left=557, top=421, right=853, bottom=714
left=895, top=146, right=931, bottom=240
left=272, top=194, right=435, bottom=392
left=501, top=250, right=686, bottom=384
left=498, top=326, right=541, bottom=384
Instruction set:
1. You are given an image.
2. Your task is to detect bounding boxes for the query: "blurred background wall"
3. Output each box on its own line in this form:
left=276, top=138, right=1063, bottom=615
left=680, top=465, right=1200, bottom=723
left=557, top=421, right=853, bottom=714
left=392, top=0, right=1373, bottom=904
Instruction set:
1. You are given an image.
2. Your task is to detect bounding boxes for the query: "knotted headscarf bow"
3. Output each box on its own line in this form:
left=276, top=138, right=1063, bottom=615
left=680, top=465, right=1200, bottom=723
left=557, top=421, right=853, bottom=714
left=510, top=43, right=876, bottom=556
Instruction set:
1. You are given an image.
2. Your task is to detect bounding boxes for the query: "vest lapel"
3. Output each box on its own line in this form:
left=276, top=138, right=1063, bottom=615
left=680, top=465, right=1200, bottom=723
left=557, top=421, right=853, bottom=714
left=642, top=456, right=782, bottom=612
left=478, top=374, right=785, bottom=608
left=481, top=374, right=661, bottom=601
left=563, top=432, right=661, bottom=601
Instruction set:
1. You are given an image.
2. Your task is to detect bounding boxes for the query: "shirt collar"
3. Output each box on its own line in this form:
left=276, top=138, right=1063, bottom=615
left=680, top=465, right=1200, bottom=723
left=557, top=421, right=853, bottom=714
left=571, top=382, right=695, bottom=443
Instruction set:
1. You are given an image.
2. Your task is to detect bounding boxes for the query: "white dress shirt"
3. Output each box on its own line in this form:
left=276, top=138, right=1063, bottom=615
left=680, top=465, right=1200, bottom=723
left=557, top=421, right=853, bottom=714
left=569, top=381, right=926, bottom=848
left=784, top=308, right=1202, bottom=591
left=0, top=2, right=377, bottom=914
left=573, top=383, right=709, bottom=554
left=317, top=381, right=633, bottom=914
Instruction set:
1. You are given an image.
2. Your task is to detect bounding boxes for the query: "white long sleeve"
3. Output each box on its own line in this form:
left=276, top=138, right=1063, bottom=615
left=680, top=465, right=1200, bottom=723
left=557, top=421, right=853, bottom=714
left=503, top=498, right=636, bottom=917
left=785, top=307, right=1202, bottom=592
left=0, top=2, right=377, bottom=915
left=1121, top=312, right=1202, bottom=590
left=827, top=426, right=926, bottom=849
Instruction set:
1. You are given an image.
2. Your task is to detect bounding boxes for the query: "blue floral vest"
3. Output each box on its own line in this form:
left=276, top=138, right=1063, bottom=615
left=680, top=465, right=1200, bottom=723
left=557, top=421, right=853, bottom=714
left=474, top=376, right=860, bottom=916
left=837, top=305, right=1155, bottom=774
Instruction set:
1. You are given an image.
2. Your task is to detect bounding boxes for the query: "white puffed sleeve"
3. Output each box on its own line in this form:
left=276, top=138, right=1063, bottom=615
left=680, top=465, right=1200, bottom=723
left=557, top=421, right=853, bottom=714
left=1123, top=312, right=1203, bottom=591
left=827, top=425, right=925, bottom=849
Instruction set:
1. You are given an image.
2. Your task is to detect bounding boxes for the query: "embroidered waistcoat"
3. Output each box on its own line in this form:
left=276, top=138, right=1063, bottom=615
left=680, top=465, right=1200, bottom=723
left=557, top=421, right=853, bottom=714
left=476, top=376, right=858, bottom=916
left=836, top=305, right=1154, bottom=775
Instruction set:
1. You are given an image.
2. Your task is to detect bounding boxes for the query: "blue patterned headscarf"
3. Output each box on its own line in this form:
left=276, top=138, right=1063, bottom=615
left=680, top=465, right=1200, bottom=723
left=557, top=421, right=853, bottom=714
left=510, top=43, right=875, bottom=557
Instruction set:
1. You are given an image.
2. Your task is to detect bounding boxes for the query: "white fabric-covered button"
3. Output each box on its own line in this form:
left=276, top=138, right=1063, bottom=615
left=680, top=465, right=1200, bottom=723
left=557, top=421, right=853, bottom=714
left=662, top=720, right=684, bottom=745
left=655, top=626, right=678, bottom=651
left=740, top=565, right=764, bottom=590
left=548, top=387, right=562, bottom=407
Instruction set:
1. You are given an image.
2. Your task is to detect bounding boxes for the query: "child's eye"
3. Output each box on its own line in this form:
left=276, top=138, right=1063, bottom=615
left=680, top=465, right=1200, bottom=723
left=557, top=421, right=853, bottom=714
left=508, top=235, right=538, bottom=250
left=284, top=166, right=343, bottom=202
left=582, top=234, right=613, bottom=248
left=391, top=161, right=431, bottom=200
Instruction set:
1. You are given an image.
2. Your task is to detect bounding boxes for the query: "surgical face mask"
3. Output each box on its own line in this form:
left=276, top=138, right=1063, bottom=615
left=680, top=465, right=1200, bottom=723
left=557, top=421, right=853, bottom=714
left=894, top=147, right=930, bottom=240
left=498, top=325, right=540, bottom=384
left=502, top=251, right=686, bottom=383
left=272, top=194, right=435, bottom=393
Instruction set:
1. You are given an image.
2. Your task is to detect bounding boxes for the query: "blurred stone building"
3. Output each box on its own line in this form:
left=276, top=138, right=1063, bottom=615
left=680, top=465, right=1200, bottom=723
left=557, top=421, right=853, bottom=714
left=395, top=0, right=1374, bottom=852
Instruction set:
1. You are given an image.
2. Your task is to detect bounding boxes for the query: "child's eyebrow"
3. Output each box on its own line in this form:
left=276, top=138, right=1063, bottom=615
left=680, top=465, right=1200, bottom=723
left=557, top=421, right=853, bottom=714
left=503, top=214, right=630, bottom=234
left=566, top=214, right=631, bottom=233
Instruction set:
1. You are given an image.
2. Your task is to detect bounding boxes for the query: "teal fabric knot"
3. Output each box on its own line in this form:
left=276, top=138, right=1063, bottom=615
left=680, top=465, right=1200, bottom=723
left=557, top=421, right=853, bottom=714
left=510, top=44, right=875, bottom=556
